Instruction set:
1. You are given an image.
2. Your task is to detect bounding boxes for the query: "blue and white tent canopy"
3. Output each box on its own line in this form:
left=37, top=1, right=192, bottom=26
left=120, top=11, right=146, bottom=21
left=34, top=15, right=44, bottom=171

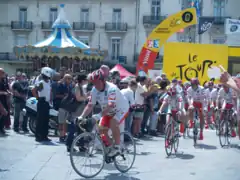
left=34, top=28, right=90, bottom=49
left=34, top=4, right=90, bottom=50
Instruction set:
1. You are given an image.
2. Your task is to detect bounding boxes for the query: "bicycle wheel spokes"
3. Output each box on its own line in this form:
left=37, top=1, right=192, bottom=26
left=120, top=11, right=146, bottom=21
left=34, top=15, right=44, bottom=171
left=70, top=132, right=105, bottom=178
left=114, top=132, right=136, bottom=173
left=219, top=120, right=228, bottom=147
left=193, top=119, right=198, bottom=147
left=165, top=124, right=173, bottom=156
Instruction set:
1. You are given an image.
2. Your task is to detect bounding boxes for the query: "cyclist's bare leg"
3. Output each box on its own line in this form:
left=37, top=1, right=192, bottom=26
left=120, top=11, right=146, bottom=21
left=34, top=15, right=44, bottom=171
left=110, top=118, right=120, bottom=145
left=99, top=126, right=112, bottom=146
left=108, top=118, right=121, bottom=156
left=199, top=109, right=204, bottom=130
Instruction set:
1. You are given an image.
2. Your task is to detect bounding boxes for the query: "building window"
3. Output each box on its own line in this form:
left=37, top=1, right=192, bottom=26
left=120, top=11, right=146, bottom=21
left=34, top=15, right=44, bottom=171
left=213, top=0, right=225, bottom=17
left=78, top=36, right=89, bottom=45
left=151, top=0, right=161, bottom=17
left=113, top=9, right=122, bottom=23
left=50, top=8, right=58, bottom=22
left=212, top=37, right=225, bottom=44
left=19, top=7, right=27, bottom=26
left=15, top=34, right=27, bottom=46
left=81, top=9, right=89, bottom=22
left=111, top=38, right=121, bottom=60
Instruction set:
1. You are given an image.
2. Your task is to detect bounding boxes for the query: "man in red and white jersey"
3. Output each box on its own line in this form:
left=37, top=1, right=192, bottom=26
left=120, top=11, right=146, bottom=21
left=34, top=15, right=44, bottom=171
left=205, top=81, right=218, bottom=128
left=187, top=78, right=207, bottom=140
left=216, top=84, right=237, bottom=137
left=78, top=69, right=129, bottom=157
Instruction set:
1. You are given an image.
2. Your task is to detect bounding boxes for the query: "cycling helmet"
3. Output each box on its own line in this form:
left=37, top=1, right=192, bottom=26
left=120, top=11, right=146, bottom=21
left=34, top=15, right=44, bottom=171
left=167, top=87, right=177, bottom=96
left=208, top=81, right=214, bottom=87
left=190, top=78, right=199, bottom=85
left=41, top=67, right=52, bottom=78
left=100, top=65, right=110, bottom=78
left=89, top=69, right=105, bottom=82
left=184, top=81, right=191, bottom=87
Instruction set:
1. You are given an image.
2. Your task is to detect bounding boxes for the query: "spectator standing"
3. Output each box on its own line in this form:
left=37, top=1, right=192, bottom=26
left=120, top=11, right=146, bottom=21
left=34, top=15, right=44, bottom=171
left=121, top=80, right=137, bottom=134
left=65, top=74, right=87, bottom=152
left=51, top=73, right=61, bottom=110
left=141, top=78, right=152, bottom=135
left=57, top=74, right=73, bottom=142
left=148, top=84, right=160, bottom=136
left=32, top=67, right=53, bottom=142
left=133, top=76, right=147, bottom=137
left=12, top=72, right=29, bottom=132
left=0, top=68, right=10, bottom=135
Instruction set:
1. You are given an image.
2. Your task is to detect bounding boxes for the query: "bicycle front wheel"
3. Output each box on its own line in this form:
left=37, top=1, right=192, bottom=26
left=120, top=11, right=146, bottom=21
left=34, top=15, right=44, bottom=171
left=70, top=132, right=105, bottom=178
left=219, top=120, right=230, bottom=147
left=114, top=131, right=136, bottom=173
left=165, top=123, right=173, bottom=156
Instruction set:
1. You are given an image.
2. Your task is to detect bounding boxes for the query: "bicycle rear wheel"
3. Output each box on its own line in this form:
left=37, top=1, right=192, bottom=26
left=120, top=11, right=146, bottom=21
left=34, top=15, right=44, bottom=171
left=114, top=131, right=136, bottom=173
left=165, top=123, right=173, bottom=156
left=70, top=132, right=105, bottom=178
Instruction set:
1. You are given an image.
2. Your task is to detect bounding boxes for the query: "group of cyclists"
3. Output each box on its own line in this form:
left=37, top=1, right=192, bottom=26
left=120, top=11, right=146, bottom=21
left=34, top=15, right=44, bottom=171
left=74, top=66, right=240, bottom=157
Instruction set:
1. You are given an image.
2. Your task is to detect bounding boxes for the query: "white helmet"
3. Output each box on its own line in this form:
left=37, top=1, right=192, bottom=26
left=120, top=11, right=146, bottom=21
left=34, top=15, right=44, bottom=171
left=41, top=67, right=52, bottom=78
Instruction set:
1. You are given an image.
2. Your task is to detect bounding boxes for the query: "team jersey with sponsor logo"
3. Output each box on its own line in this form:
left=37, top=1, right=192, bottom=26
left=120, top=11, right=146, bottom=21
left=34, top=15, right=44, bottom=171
left=187, top=86, right=206, bottom=102
left=163, top=94, right=184, bottom=111
left=205, top=88, right=218, bottom=104
left=89, top=82, right=129, bottom=115
left=217, top=88, right=235, bottom=105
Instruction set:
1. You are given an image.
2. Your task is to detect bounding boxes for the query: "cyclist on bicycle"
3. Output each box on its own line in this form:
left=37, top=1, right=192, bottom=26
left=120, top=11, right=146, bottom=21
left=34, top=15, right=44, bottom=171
left=216, top=84, right=237, bottom=137
left=158, top=86, right=187, bottom=135
left=187, top=78, right=207, bottom=140
left=205, top=81, right=217, bottom=128
left=78, top=69, right=129, bottom=157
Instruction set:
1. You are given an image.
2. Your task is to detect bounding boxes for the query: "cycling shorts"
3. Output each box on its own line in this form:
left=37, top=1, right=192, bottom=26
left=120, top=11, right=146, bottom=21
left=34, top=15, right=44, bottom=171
left=100, top=109, right=129, bottom=128
left=223, top=103, right=233, bottom=110
left=193, top=102, right=202, bottom=109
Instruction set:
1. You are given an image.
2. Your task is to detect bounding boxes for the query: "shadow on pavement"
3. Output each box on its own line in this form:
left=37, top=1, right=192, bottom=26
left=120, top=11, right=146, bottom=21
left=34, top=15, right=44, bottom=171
left=103, top=173, right=141, bottom=180
left=0, top=168, right=9, bottom=172
left=175, top=153, right=195, bottom=160
left=74, top=172, right=141, bottom=180
left=36, top=141, right=60, bottom=146
left=194, top=143, right=217, bottom=150
left=230, top=144, right=240, bottom=150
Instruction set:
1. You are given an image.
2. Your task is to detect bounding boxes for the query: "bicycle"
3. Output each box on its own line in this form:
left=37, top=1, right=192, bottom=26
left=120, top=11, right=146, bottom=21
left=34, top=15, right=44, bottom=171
left=164, top=110, right=181, bottom=157
left=214, top=108, right=221, bottom=136
left=192, top=108, right=200, bottom=146
left=69, top=117, right=136, bottom=178
left=219, top=108, right=234, bottom=147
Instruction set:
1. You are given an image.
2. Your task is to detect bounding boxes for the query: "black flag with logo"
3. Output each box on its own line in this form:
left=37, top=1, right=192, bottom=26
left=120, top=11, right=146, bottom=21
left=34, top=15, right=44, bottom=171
left=198, top=17, right=215, bottom=34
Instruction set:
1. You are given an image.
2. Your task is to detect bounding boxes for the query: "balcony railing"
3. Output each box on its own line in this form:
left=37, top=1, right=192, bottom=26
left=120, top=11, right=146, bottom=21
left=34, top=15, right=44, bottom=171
left=200, top=16, right=231, bottom=25
left=143, top=15, right=167, bottom=25
left=105, top=23, right=128, bottom=32
left=11, top=21, right=33, bottom=30
left=73, top=22, right=95, bottom=31
left=41, top=21, right=53, bottom=30
left=0, top=53, right=18, bottom=61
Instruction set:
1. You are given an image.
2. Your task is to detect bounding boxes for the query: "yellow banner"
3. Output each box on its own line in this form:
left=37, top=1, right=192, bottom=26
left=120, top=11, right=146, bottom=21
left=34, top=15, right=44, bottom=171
left=137, top=8, right=197, bottom=73
left=163, top=42, right=228, bottom=85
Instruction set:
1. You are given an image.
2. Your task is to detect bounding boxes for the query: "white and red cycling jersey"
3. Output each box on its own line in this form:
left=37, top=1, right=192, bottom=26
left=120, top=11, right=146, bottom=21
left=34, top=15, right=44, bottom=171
left=187, top=85, right=207, bottom=109
left=89, top=82, right=129, bottom=125
left=217, top=88, right=236, bottom=109
left=205, top=88, right=218, bottom=107
left=163, top=94, right=184, bottom=112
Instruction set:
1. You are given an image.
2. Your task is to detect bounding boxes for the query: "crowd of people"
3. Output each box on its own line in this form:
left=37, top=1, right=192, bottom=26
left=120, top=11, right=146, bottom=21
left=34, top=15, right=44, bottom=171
left=0, top=65, right=240, bottom=156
